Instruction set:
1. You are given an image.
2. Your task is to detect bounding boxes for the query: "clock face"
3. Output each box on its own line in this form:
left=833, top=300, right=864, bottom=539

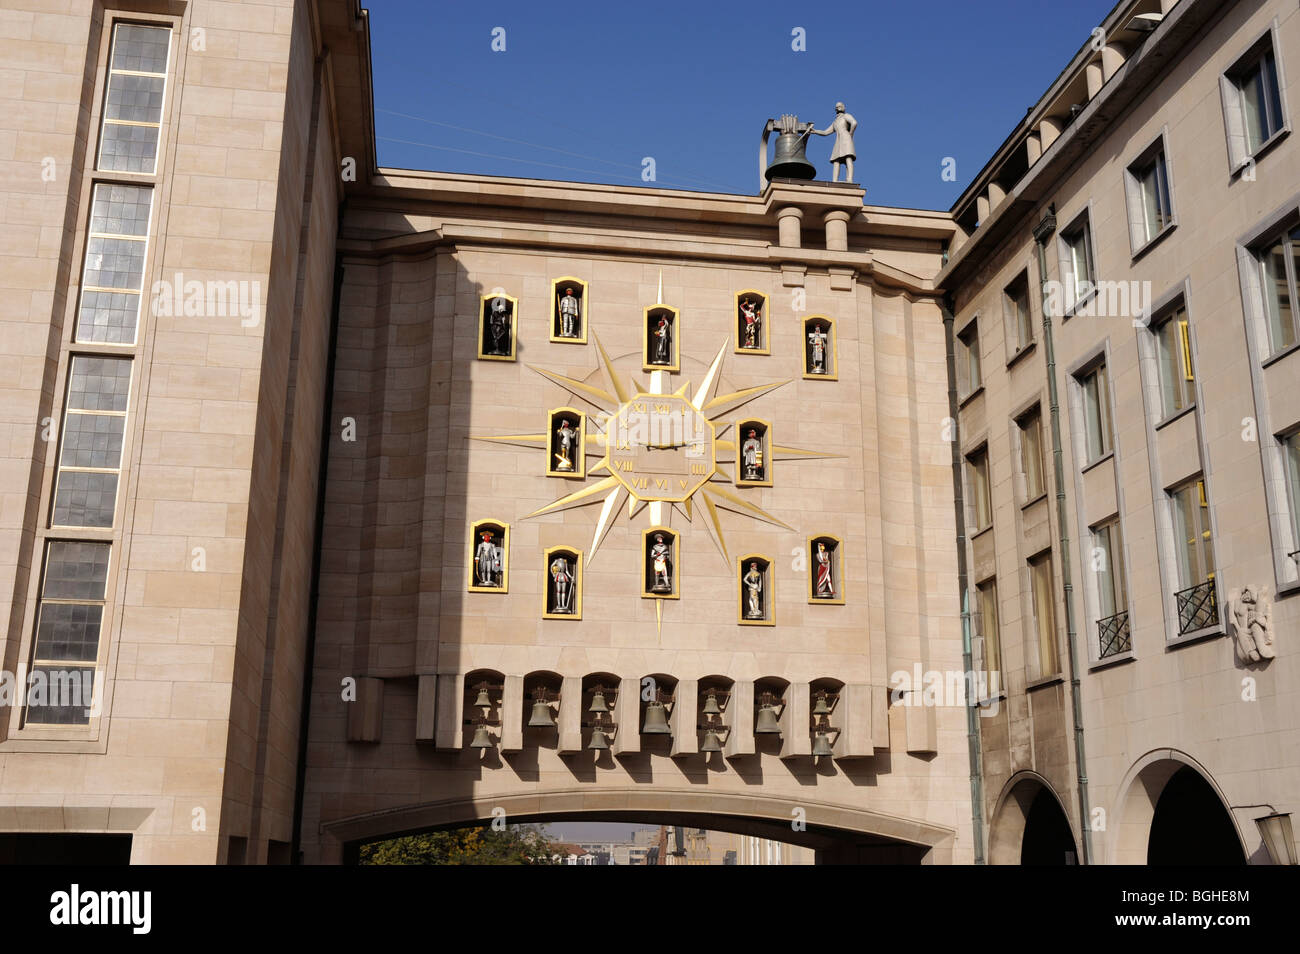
left=605, top=393, right=716, bottom=502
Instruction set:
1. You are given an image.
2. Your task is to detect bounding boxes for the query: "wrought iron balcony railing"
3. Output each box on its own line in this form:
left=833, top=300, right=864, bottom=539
left=1174, top=579, right=1218, bottom=636
left=1097, top=610, right=1131, bottom=658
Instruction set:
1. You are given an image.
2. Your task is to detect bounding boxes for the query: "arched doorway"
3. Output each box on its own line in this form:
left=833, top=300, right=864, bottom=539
left=1113, top=751, right=1247, bottom=864
left=1021, top=787, right=1078, bottom=865
left=987, top=774, right=1078, bottom=865
left=1148, top=766, right=1245, bottom=865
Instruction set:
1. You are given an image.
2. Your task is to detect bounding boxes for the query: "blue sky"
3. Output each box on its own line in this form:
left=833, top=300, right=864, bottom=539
left=366, top=0, right=1116, bottom=209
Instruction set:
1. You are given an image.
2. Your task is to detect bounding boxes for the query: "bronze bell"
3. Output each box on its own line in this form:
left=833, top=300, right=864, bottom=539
left=702, top=691, right=722, bottom=716
left=589, top=690, right=608, bottom=714
left=528, top=698, right=555, bottom=728
left=642, top=700, right=671, bottom=735
left=813, top=692, right=832, bottom=716
left=766, top=122, right=816, bottom=182
left=470, top=723, right=493, bottom=749
left=701, top=728, right=722, bottom=753
left=589, top=725, right=609, bottom=750
left=474, top=687, right=492, bottom=708
left=812, top=730, right=834, bottom=758
left=755, top=703, right=781, bottom=734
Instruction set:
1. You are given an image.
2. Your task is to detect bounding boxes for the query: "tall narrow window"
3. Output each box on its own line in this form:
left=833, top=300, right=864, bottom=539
left=1017, top=408, right=1045, bottom=502
left=1004, top=272, right=1033, bottom=354
left=1283, top=431, right=1300, bottom=559
left=967, top=447, right=991, bottom=532
left=25, top=541, right=110, bottom=725
left=1093, top=520, right=1130, bottom=658
left=97, top=23, right=171, bottom=173
left=77, top=183, right=153, bottom=344
left=1079, top=362, right=1113, bottom=464
left=1256, top=225, right=1300, bottom=355
left=1061, top=219, right=1095, bottom=310
left=1154, top=306, right=1195, bottom=417
left=957, top=321, right=981, bottom=398
left=1235, top=47, right=1285, bottom=155
left=1127, top=148, right=1173, bottom=247
left=51, top=356, right=132, bottom=529
left=1028, top=552, right=1059, bottom=678
left=1170, top=478, right=1218, bottom=634
left=976, top=578, right=1002, bottom=693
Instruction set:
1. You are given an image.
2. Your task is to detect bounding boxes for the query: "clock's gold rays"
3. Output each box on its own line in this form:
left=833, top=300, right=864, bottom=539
left=470, top=331, right=839, bottom=569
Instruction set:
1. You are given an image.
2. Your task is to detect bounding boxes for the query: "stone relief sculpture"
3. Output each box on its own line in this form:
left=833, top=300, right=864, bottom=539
left=1232, top=585, right=1275, bottom=662
left=811, top=102, right=858, bottom=183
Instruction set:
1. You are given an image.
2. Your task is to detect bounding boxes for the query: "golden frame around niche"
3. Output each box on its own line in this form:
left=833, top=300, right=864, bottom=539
left=807, top=533, right=845, bottom=605
left=737, top=552, right=775, bottom=626
left=642, top=304, right=680, bottom=373
left=542, top=544, right=583, bottom=620
left=477, top=292, right=518, bottom=362
left=468, top=519, right=510, bottom=593
left=802, top=314, right=837, bottom=381
left=550, top=276, right=589, bottom=345
left=546, top=407, right=586, bottom=479
left=640, top=525, right=680, bottom=600
left=734, top=418, right=773, bottom=488
left=734, top=289, right=771, bottom=355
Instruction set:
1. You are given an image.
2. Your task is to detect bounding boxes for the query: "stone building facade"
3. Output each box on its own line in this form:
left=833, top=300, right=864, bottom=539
left=0, top=0, right=1294, bottom=865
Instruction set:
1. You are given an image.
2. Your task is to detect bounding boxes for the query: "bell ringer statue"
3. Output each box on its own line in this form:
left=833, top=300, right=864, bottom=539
left=744, top=561, right=764, bottom=619
left=811, top=102, right=858, bottom=184
left=550, top=556, right=574, bottom=614
left=554, top=419, right=576, bottom=472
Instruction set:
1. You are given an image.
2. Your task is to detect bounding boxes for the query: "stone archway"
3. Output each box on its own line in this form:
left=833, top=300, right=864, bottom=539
left=987, top=773, right=1078, bottom=865
left=317, top=787, right=956, bottom=865
left=1112, top=750, right=1246, bottom=865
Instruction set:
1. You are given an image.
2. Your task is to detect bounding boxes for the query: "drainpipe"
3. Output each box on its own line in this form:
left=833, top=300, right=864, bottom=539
left=290, top=208, right=346, bottom=864
left=1032, top=208, right=1093, bottom=865
left=943, top=294, right=985, bottom=865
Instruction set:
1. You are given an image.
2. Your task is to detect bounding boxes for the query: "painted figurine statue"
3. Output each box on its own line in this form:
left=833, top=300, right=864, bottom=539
left=808, top=324, right=828, bottom=374
left=740, top=297, right=761, bottom=349
left=652, top=314, right=672, bottom=365
left=488, top=296, right=511, bottom=355
left=742, top=428, right=763, bottom=481
left=743, top=561, right=764, bottom=619
left=650, top=533, right=672, bottom=593
left=811, top=102, right=858, bottom=183
left=475, top=530, right=500, bottom=587
left=550, top=556, right=574, bottom=614
left=554, top=419, right=576, bottom=472
left=558, top=287, right=580, bottom=338
left=814, top=541, right=834, bottom=598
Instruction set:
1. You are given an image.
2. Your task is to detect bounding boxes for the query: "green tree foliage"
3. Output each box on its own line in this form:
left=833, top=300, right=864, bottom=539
left=360, top=824, right=561, bottom=865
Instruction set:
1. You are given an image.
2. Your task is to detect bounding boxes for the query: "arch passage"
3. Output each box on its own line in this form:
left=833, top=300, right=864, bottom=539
left=987, top=775, right=1078, bottom=865
left=1147, top=766, right=1245, bottom=865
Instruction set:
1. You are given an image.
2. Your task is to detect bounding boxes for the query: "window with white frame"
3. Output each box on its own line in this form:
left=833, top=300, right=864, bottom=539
left=1282, top=430, right=1300, bottom=564
left=967, top=446, right=991, bottom=532
left=1077, top=361, right=1113, bottom=464
left=1153, top=305, right=1195, bottom=418
left=1027, top=551, right=1060, bottom=679
left=1060, top=217, right=1095, bottom=313
left=51, top=355, right=132, bottom=529
left=1092, top=519, right=1129, bottom=658
left=1169, top=477, right=1218, bottom=635
left=1252, top=223, right=1300, bottom=356
left=1003, top=271, right=1033, bottom=355
left=1221, top=36, right=1287, bottom=170
left=976, top=578, right=1002, bottom=694
left=1016, top=406, right=1045, bottom=502
left=1125, top=141, right=1173, bottom=250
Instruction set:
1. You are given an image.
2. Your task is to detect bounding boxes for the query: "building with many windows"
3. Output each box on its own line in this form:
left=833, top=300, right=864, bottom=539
left=0, top=0, right=1295, bottom=865
left=943, top=0, right=1299, bottom=864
